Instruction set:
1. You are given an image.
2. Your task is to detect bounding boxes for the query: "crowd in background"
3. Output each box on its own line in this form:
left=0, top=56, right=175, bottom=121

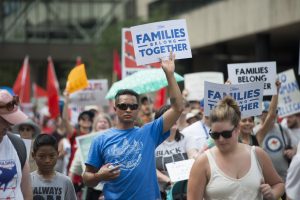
left=0, top=77, right=300, bottom=200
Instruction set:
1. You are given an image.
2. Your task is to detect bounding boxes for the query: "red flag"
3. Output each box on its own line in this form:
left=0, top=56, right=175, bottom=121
left=113, top=50, right=122, bottom=80
left=13, top=56, right=31, bottom=103
left=33, top=83, right=47, bottom=98
left=47, top=57, right=60, bottom=119
left=154, top=88, right=166, bottom=110
left=76, top=56, right=82, bottom=66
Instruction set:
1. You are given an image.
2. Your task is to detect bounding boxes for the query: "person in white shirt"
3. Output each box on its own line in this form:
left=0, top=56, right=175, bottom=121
left=283, top=113, right=300, bottom=147
left=181, top=116, right=210, bottom=151
left=286, top=142, right=300, bottom=200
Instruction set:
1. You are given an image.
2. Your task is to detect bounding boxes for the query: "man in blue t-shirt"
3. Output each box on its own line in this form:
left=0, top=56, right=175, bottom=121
left=83, top=52, right=183, bottom=199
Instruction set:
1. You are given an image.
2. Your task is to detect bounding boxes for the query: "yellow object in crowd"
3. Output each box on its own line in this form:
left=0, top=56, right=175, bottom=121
left=66, top=64, right=88, bottom=94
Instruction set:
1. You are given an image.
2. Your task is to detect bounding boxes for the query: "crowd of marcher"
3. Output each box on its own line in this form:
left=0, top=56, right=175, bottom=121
left=1, top=53, right=300, bottom=200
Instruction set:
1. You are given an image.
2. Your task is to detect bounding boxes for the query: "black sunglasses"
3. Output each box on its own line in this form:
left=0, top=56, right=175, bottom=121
left=19, top=127, right=33, bottom=132
left=209, top=127, right=235, bottom=140
left=0, top=96, right=19, bottom=111
left=116, top=103, right=139, bottom=111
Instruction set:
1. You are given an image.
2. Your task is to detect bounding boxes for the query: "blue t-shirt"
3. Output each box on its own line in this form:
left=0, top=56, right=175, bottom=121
left=86, top=116, right=170, bottom=200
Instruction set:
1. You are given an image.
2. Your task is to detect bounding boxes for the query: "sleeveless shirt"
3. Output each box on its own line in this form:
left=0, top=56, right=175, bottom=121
left=205, top=146, right=263, bottom=200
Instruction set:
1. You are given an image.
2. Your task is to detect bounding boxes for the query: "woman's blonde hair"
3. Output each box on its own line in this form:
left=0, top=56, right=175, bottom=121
left=210, top=96, right=241, bottom=127
left=92, top=113, right=112, bottom=132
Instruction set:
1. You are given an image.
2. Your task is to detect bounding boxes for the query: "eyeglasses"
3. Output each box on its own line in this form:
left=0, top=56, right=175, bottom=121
left=209, top=127, right=235, bottom=140
left=0, top=96, right=19, bottom=111
left=116, top=103, right=139, bottom=111
left=19, top=127, right=33, bottom=132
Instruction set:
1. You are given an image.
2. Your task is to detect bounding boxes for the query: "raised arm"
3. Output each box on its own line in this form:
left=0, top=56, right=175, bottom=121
left=62, top=91, right=74, bottom=136
left=161, top=52, right=184, bottom=133
left=256, top=81, right=281, bottom=145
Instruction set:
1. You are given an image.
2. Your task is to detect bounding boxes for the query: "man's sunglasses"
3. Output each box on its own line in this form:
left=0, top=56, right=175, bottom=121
left=0, top=96, right=19, bottom=111
left=116, top=103, right=139, bottom=111
left=209, top=127, right=235, bottom=140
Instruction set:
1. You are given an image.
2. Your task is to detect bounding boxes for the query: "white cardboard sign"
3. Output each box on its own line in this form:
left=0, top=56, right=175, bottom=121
left=204, top=81, right=264, bottom=118
left=70, top=79, right=108, bottom=106
left=121, top=28, right=161, bottom=79
left=130, top=19, right=192, bottom=66
left=227, top=62, right=277, bottom=96
left=277, top=69, right=300, bottom=117
left=184, top=72, right=224, bottom=101
left=166, top=159, right=194, bottom=183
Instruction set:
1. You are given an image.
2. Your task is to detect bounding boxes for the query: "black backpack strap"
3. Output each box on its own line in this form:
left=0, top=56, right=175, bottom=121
left=7, top=132, right=27, bottom=169
left=278, top=123, right=292, bottom=148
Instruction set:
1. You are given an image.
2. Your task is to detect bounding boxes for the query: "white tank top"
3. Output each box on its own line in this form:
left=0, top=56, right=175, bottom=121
left=205, top=146, right=263, bottom=200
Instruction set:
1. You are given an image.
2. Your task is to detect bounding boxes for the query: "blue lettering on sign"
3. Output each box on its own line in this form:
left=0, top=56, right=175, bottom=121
left=279, top=81, right=299, bottom=95
left=278, top=102, right=300, bottom=116
left=207, top=89, right=260, bottom=101
left=279, top=74, right=287, bottom=83
left=207, top=89, right=261, bottom=112
left=138, top=43, right=188, bottom=57
left=136, top=28, right=186, bottom=45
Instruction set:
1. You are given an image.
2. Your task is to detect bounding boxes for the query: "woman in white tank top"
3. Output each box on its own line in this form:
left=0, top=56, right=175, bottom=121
left=188, top=96, right=284, bottom=200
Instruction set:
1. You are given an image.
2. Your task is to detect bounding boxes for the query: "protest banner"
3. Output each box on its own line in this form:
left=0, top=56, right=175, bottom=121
left=204, top=81, right=264, bottom=118
left=121, top=28, right=160, bottom=78
left=227, top=61, right=276, bottom=96
left=130, top=19, right=192, bottom=66
left=184, top=72, right=224, bottom=101
left=166, top=159, right=194, bottom=183
left=277, top=69, right=300, bottom=117
left=70, top=79, right=108, bottom=107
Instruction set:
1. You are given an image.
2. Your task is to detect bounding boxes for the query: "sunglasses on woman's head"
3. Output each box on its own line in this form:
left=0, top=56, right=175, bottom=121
left=209, top=127, right=235, bottom=140
left=0, top=96, right=19, bottom=111
left=116, top=103, right=139, bottom=111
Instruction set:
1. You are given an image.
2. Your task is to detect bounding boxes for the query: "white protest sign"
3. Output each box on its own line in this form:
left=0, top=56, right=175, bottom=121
left=70, top=79, right=108, bottom=107
left=277, top=69, right=300, bottom=118
left=166, top=159, right=194, bottom=183
left=204, top=81, right=264, bottom=118
left=121, top=28, right=161, bottom=78
left=184, top=72, right=224, bottom=101
left=228, top=62, right=276, bottom=96
left=130, top=19, right=192, bottom=66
